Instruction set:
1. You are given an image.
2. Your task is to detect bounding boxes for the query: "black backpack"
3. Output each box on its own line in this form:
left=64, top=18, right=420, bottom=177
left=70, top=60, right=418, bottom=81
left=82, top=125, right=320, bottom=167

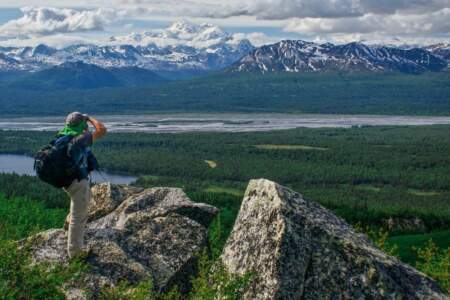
left=34, top=135, right=82, bottom=188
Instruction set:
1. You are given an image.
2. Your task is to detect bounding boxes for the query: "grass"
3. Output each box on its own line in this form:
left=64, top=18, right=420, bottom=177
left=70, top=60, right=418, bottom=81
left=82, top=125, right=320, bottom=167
left=204, top=160, right=218, bottom=168
left=140, top=175, right=160, bottom=181
left=254, top=144, right=328, bottom=151
left=408, top=189, right=441, bottom=197
left=355, top=184, right=381, bottom=193
left=0, top=193, right=67, bottom=241
left=387, top=230, right=450, bottom=264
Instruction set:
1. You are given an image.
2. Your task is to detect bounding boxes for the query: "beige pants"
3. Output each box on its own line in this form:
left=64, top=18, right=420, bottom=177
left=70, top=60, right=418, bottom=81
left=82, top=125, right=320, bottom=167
left=64, top=179, right=91, bottom=258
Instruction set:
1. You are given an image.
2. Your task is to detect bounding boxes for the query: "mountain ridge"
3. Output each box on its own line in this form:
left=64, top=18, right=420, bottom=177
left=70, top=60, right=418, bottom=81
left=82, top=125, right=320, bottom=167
left=230, top=40, right=449, bottom=74
left=9, top=61, right=167, bottom=90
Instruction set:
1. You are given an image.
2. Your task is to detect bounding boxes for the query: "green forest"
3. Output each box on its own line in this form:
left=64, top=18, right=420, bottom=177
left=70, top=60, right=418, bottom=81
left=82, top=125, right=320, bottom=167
left=0, top=126, right=449, bottom=296
left=1, top=72, right=450, bottom=116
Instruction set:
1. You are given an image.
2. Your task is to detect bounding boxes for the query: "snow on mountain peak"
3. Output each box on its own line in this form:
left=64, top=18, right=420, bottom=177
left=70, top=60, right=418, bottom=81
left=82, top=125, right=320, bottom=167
left=232, top=40, right=448, bottom=74
left=109, top=21, right=234, bottom=49
left=0, top=21, right=255, bottom=72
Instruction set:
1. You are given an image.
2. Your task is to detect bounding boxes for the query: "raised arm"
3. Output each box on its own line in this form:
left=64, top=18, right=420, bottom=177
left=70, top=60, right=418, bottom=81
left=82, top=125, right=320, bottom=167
left=87, top=116, right=107, bottom=142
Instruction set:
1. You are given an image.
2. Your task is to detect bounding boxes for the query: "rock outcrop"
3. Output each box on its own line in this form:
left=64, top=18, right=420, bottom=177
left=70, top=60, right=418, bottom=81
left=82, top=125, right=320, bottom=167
left=221, top=179, right=447, bottom=300
left=26, top=183, right=218, bottom=298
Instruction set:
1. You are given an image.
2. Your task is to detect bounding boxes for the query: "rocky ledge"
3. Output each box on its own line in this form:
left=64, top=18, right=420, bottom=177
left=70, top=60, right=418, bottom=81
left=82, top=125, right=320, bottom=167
left=25, top=183, right=218, bottom=298
left=221, top=179, right=447, bottom=300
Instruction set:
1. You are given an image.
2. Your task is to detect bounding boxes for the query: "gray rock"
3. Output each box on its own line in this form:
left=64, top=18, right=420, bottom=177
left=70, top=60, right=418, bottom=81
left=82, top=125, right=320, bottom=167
left=26, top=183, right=218, bottom=297
left=221, top=179, right=447, bottom=300
left=64, top=183, right=145, bottom=229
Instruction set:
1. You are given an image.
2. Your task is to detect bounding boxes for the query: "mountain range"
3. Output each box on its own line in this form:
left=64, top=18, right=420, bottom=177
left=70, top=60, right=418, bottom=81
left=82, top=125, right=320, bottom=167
left=0, top=21, right=449, bottom=90
left=0, top=21, right=253, bottom=76
left=231, top=40, right=449, bottom=74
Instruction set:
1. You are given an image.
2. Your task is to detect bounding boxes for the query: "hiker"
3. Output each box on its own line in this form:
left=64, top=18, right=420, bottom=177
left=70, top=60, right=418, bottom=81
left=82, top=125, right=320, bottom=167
left=62, top=112, right=106, bottom=258
left=34, top=112, right=107, bottom=258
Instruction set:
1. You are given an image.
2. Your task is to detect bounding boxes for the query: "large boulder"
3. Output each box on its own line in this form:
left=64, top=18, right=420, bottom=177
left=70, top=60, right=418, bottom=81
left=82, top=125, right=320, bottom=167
left=26, top=183, right=218, bottom=298
left=221, top=179, right=447, bottom=300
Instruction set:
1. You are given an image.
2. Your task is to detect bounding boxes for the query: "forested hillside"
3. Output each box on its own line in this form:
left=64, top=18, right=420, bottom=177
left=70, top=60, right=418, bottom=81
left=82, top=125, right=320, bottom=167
left=1, top=72, right=450, bottom=116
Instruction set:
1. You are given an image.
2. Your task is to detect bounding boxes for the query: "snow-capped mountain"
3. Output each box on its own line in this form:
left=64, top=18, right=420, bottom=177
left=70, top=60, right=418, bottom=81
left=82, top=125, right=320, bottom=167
left=0, top=53, right=23, bottom=71
left=0, top=21, right=254, bottom=73
left=425, top=44, right=450, bottom=67
left=231, top=40, right=448, bottom=74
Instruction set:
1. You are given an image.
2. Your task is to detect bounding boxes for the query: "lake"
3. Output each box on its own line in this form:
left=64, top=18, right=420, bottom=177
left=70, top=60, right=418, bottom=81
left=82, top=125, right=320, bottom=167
left=1, top=113, right=450, bottom=133
left=0, top=154, right=137, bottom=185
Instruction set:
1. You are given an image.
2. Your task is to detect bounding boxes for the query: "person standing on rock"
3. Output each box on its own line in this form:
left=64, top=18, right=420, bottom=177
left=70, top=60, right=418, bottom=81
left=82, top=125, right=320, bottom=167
left=62, top=112, right=107, bottom=258
left=35, top=112, right=107, bottom=258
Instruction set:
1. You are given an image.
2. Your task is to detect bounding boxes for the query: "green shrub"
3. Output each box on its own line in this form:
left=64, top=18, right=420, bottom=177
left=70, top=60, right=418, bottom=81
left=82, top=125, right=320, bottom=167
left=414, top=240, right=449, bottom=293
left=189, top=251, right=252, bottom=300
left=0, top=194, right=66, bottom=241
left=99, top=279, right=182, bottom=300
left=354, top=223, right=399, bottom=257
left=98, top=251, right=251, bottom=300
left=0, top=240, right=86, bottom=300
left=0, top=174, right=68, bottom=209
left=387, top=230, right=450, bottom=264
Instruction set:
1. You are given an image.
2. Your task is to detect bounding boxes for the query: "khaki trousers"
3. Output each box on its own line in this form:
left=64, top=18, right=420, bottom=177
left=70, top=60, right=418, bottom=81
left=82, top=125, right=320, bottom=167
left=64, top=179, right=91, bottom=258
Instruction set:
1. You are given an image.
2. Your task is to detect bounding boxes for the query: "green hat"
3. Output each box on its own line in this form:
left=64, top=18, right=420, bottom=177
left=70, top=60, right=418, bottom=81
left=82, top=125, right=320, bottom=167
left=58, top=112, right=88, bottom=136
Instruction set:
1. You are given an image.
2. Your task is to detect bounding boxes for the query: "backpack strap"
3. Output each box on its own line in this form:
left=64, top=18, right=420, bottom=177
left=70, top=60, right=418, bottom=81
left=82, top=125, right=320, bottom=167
left=52, top=135, right=75, bottom=157
left=53, top=135, right=74, bottom=146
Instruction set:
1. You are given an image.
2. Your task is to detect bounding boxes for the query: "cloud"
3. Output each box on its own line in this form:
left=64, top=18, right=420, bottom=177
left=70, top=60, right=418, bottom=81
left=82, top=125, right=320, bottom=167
left=232, top=32, right=281, bottom=46
left=0, top=7, right=119, bottom=37
left=284, top=8, right=450, bottom=35
left=112, top=0, right=450, bottom=44
left=108, top=20, right=253, bottom=48
left=154, top=0, right=450, bottom=20
left=0, top=34, right=106, bottom=49
left=2, top=1, right=450, bottom=20
left=280, top=7, right=450, bottom=46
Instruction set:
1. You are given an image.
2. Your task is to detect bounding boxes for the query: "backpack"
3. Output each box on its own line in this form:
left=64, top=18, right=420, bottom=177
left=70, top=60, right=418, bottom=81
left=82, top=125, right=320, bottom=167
left=34, top=135, right=82, bottom=188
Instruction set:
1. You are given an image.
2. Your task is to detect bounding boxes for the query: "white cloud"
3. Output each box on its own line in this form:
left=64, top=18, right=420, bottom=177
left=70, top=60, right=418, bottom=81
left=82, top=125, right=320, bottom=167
left=281, top=8, right=450, bottom=46
left=0, top=33, right=106, bottom=49
left=232, top=32, right=281, bottom=46
left=0, top=7, right=120, bottom=37
left=112, top=0, right=450, bottom=44
left=2, top=1, right=450, bottom=20
left=284, top=8, right=450, bottom=35
left=108, top=20, right=251, bottom=48
left=134, top=0, right=450, bottom=20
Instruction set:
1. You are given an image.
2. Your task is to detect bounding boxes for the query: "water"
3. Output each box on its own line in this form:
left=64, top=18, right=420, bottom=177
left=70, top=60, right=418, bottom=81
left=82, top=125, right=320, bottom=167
left=1, top=113, right=450, bottom=133
left=0, top=154, right=137, bottom=185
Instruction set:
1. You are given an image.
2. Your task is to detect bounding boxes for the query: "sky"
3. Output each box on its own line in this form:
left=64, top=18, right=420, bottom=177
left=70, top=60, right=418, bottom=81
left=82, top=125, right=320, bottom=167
left=0, top=0, right=449, bottom=48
